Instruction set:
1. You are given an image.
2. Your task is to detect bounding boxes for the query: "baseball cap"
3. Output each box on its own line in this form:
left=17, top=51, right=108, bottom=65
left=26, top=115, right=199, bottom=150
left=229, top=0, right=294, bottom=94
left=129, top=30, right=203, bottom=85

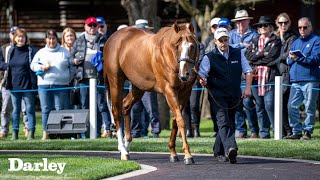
left=10, top=26, right=19, bottom=34
left=85, top=17, right=98, bottom=25
left=96, top=17, right=106, bottom=24
left=214, top=28, right=229, bottom=40
left=210, top=18, right=221, bottom=27
left=218, top=18, right=230, bottom=28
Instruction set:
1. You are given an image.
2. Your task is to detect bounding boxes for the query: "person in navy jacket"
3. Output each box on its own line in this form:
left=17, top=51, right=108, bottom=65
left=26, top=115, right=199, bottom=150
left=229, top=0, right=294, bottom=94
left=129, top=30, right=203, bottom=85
left=198, top=28, right=253, bottom=164
left=285, top=17, right=320, bottom=140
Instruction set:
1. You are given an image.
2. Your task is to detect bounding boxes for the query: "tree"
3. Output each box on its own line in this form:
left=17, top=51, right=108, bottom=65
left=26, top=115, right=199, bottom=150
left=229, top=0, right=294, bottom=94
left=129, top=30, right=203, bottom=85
left=121, top=0, right=161, bottom=31
left=174, top=0, right=267, bottom=42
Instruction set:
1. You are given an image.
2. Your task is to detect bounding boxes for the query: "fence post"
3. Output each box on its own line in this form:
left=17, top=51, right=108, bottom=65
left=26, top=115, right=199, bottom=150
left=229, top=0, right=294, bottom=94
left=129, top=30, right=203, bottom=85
left=89, top=78, right=97, bottom=139
left=274, top=76, right=283, bottom=140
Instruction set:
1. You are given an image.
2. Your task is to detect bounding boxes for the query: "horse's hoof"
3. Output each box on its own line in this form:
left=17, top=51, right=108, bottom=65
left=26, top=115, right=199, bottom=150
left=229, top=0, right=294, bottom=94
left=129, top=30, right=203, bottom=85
left=184, top=157, right=195, bottom=165
left=169, top=156, right=179, bottom=162
left=121, top=154, right=130, bottom=160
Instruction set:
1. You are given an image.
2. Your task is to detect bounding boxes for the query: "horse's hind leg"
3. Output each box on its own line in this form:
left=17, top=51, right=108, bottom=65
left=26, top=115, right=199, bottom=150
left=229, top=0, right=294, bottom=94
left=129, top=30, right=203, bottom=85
left=122, top=85, right=144, bottom=152
left=108, top=74, right=129, bottom=160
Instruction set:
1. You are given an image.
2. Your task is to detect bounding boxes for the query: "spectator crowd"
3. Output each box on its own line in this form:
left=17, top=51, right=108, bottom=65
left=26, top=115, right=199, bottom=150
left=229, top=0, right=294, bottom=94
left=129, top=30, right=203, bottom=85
left=0, top=11, right=320, bottom=164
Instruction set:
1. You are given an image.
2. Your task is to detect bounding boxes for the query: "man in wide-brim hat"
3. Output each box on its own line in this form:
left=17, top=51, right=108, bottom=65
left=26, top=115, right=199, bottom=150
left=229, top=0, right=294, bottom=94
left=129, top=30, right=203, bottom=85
left=231, top=9, right=253, bottom=22
left=229, top=9, right=259, bottom=139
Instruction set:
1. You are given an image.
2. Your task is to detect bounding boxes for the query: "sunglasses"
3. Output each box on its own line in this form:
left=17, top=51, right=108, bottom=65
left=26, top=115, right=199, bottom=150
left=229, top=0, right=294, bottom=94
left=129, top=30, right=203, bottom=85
left=298, top=26, right=308, bottom=30
left=278, top=21, right=289, bottom=25
left=87, top=23, right=97, bottom=28
left=98, top=25, right=105, bottom=28
left=211, top=25, right=218, bottom=29
left=257, top=24, right=269, bottom=28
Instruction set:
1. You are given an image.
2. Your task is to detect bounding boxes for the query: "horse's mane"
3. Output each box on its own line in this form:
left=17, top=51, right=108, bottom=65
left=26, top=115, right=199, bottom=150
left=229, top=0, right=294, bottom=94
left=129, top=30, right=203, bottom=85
left=154, top=24, right=188, bottom=45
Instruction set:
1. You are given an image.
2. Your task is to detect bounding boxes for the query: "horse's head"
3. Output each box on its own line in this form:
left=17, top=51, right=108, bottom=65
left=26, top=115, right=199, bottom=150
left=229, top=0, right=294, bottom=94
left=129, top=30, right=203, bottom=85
left=172, top=22, right=199, bottom=82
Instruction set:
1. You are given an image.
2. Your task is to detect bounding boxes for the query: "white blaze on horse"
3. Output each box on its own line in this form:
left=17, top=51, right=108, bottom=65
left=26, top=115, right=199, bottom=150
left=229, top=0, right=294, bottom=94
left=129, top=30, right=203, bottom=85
left=103, top=22, right=199, bottom=164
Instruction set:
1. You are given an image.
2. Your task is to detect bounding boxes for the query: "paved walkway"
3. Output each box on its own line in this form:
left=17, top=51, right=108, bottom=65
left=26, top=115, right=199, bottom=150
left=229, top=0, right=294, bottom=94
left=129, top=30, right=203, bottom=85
left=1, top=150, right=320, bottom=180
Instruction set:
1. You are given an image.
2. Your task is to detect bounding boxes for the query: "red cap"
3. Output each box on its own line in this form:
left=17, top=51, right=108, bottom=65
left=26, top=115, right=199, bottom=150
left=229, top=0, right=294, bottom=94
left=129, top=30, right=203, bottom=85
left=85, top=17, right=98, bottom=25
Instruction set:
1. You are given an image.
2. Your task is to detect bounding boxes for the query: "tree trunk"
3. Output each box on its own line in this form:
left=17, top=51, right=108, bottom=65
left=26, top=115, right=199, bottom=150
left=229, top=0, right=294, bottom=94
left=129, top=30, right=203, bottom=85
left=121, top=0, right=160, bottom=31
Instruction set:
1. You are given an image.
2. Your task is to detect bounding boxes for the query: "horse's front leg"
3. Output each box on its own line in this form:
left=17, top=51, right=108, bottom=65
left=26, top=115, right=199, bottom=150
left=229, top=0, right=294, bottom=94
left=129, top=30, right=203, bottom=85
left=168, top=116, right=179, bottom=162
left=165, top=92, right=194, bottom=165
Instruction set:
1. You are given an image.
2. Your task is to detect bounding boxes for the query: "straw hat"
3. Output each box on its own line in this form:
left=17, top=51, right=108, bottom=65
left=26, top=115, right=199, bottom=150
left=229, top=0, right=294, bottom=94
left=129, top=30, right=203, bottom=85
left=231, top=10, right=253, bottom=22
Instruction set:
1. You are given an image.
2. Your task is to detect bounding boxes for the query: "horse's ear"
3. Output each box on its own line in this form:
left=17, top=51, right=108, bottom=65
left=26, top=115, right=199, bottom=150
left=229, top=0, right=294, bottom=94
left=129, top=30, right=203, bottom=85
left=187, top=23, right=194, bottom=33
left=173, top=21, right=180, bottom=33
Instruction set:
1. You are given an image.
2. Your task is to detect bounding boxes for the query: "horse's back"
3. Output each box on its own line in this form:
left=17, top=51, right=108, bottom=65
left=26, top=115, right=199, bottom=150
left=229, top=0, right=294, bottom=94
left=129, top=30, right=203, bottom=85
left=104, top=27, right=157, bottom=90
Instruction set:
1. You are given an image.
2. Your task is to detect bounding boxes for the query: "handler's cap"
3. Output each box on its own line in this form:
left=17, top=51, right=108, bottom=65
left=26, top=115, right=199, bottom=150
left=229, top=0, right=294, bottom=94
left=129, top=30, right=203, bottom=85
left=214, top=27, right=229, bottom=40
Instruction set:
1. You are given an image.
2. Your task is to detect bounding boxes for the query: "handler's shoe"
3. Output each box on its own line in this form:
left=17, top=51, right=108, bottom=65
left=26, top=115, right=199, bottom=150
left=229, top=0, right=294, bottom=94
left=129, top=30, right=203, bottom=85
left=227, top=148, right=237, bottom=164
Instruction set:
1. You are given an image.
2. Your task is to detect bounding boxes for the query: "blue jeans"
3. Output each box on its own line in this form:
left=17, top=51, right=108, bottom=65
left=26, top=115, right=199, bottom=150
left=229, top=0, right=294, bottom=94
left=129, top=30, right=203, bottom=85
left=251, top=82, right=274, bottom=138
left=288, top=82, right=319, bottom=135
left=79, top=79, right=110, bottom=136
left=38, top=85, right=68, bottom=130
left=131, top=92, right=161, bottom=136
left=11, top=92, right=36, bottom=132
left=235, top=82, right=259, bottom=135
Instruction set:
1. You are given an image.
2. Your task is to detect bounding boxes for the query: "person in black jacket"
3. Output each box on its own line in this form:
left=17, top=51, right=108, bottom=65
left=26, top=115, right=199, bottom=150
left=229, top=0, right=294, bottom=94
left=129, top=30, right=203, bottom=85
left=274, top=13, right=298, bottom=138
left=245, top=16, right=281, bottom=139
left=0, top=28, right=38, bottom=140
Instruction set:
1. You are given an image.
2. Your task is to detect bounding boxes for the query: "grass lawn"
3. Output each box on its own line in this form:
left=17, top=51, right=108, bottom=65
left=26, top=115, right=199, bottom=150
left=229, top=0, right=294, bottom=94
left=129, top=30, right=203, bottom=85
left=0, top=114, right=319, bottom=179
left=0, top=154, right=140, bottom=180
left=0, top=114, right=319, bottom=161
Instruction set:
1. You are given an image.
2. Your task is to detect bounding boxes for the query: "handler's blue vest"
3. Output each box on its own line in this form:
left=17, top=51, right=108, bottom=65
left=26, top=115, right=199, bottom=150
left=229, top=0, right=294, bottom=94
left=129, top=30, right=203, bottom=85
left=206, top=46, right=242, bottom=97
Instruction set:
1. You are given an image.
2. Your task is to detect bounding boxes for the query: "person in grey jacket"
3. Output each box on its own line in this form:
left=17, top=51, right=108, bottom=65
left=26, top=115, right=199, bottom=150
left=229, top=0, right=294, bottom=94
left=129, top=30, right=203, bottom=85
left=70, top=17, right=110, bottom=138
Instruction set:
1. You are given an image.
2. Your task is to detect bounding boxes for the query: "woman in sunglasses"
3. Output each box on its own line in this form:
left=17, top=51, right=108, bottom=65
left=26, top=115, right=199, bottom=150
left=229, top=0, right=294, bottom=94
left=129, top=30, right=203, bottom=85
left=245, top=16, right=281, bottom=139
left=273, top=13, right=298, bottom=139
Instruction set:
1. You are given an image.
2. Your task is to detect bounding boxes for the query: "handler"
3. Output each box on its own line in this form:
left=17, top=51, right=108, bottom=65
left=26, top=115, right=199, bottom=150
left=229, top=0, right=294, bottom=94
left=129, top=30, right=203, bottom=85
left=198, top=28, right=253, bottom=164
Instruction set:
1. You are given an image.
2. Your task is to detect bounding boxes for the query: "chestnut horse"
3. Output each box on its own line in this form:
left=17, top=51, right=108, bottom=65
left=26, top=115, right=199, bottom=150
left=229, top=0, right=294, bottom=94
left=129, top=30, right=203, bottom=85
left=103, top=22, right=199, bottom=164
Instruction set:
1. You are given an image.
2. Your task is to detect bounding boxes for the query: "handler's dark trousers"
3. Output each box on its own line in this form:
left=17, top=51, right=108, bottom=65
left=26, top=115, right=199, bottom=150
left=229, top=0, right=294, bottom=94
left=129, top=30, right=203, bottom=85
left=212, top=96, right=238, bottom=156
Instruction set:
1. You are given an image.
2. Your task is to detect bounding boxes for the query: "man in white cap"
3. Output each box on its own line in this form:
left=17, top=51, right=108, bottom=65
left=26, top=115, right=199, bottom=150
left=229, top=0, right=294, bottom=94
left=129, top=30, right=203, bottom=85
left=203, top=17, right=221, bottom=138
left=198, top=27, right=253, bottom=164
left=229, top=9, right=259, bottom=139
left=204, top=17, right=220, bottom=53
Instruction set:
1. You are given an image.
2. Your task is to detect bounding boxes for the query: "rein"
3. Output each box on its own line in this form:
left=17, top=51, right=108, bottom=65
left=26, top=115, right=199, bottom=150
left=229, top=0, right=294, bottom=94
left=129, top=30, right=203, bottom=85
left=192, top=68, right=242, bottom=110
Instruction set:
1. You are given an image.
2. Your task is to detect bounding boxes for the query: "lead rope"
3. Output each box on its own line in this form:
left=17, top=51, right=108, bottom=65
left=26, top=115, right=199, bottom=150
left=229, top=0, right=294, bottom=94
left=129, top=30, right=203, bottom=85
left=192, top=68, right=242, bottom=110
